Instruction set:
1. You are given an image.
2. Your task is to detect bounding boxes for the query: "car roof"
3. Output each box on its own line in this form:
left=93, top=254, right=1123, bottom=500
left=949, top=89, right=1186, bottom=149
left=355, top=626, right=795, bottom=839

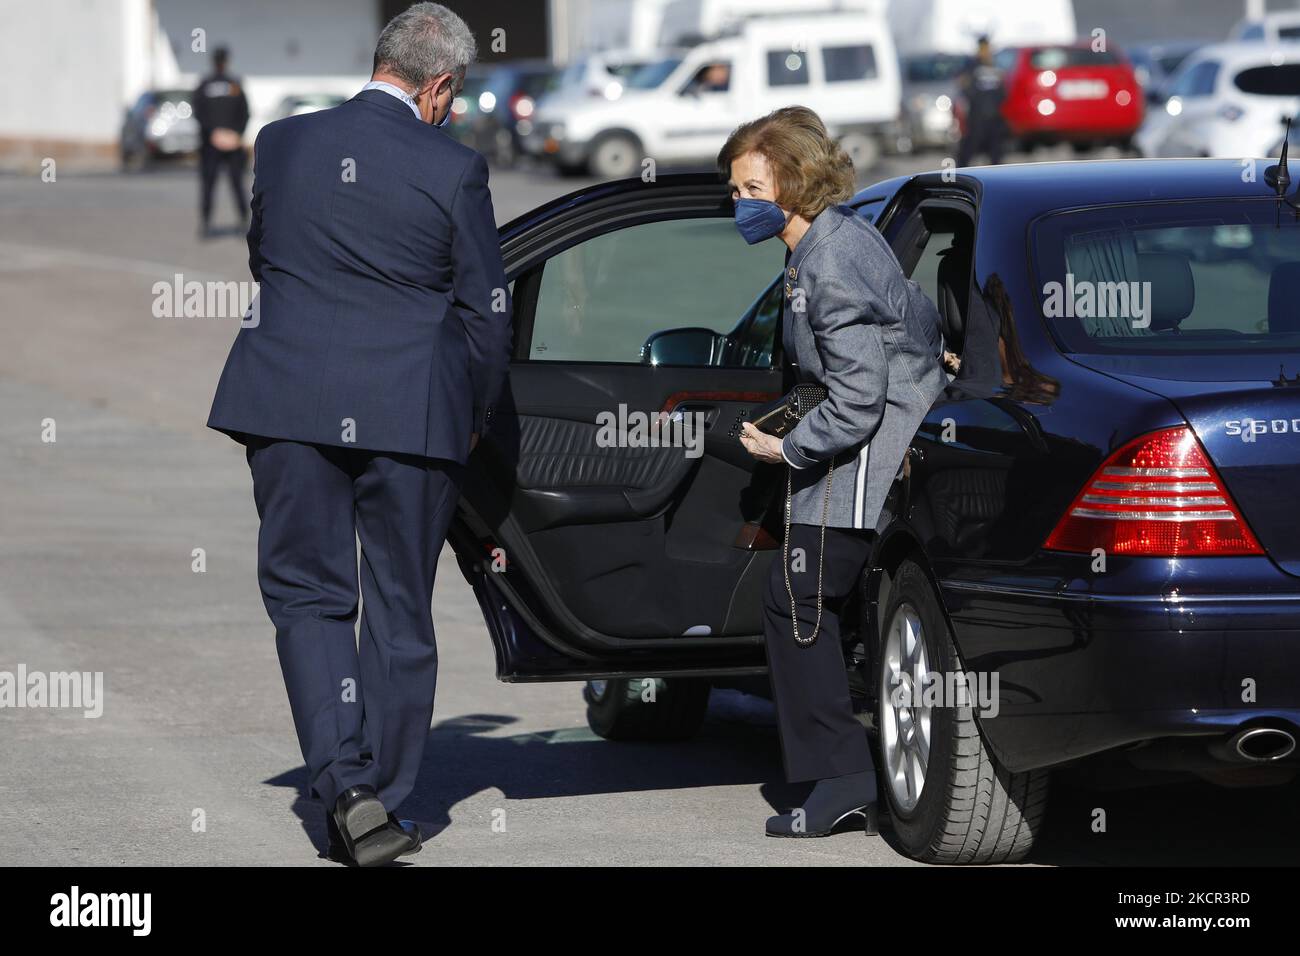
left=1180, top=40, right=1300, bottom=69
left=501, top=160, right=1288, bottom=247
left=1239, top=11, right=1300, bottom=27
left=853, top=158, right=1286, bottom=218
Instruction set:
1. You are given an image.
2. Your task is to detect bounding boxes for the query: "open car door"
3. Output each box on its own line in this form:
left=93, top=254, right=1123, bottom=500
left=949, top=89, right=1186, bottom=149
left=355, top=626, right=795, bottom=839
left=450, top=173, right=791, bottom=681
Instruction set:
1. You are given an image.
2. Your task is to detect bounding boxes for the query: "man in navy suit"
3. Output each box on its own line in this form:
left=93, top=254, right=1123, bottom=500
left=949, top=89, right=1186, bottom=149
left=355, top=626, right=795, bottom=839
left=207, top=3, right=511, bottom=867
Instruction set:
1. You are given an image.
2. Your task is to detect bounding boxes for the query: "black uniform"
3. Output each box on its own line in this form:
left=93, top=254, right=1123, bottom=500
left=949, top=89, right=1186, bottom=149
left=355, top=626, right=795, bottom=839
left=193, top=71, right=251, bottom=228
left=956, top=61, right=1007, bottom=166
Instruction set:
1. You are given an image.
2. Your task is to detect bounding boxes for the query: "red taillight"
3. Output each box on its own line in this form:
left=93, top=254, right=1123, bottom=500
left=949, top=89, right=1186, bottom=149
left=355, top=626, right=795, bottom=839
left=509, top=93, right=534, bottom=120
left=1044, top=426, right=1263, bottom=557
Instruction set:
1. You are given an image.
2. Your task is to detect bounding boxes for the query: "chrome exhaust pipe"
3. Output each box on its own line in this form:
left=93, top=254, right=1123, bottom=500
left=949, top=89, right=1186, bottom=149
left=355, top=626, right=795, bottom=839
left=1210, top=727, right=1297, bottom=764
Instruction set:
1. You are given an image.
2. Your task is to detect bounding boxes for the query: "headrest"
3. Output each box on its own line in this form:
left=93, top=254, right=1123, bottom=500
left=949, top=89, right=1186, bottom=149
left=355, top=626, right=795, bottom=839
left=1136, top=252, right=1193, bottom=331
left=1269, top=262, right=1300, bottom=336
left=936, top=245, right=970, bottom=352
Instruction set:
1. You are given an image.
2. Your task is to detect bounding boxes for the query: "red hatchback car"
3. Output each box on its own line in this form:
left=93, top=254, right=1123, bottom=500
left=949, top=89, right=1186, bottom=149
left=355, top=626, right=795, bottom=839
left=992, top=43, right=1144, bottom=150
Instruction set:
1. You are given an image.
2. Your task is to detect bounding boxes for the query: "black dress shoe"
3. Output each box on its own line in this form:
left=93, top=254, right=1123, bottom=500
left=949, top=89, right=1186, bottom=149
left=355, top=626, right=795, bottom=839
left=766, top=769, right=882, bottom=838
left=329, top=785, right=411, bottom=867
left=325, top=804, right=421, bottom=863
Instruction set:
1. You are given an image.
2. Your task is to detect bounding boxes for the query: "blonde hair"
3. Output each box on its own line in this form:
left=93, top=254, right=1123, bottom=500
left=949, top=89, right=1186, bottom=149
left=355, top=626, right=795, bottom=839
left=717, top=106, right=856, bottom=218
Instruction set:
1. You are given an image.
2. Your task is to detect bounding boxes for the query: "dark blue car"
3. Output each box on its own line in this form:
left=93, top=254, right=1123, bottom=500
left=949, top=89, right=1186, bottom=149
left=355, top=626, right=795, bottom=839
left=450, top=159, right=1300, bottom=863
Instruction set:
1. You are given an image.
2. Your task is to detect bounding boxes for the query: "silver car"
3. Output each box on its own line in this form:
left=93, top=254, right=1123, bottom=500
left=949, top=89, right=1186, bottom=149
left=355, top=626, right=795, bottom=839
left=898, top=52, right=970, bottom=151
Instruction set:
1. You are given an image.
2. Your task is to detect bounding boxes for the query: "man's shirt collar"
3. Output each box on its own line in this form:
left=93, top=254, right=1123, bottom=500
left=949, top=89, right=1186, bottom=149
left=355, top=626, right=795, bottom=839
left=360, top=80, right=422, bottom=120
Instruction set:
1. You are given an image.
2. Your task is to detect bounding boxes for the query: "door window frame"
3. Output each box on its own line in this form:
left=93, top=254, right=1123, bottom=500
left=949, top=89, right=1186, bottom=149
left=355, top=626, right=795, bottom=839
left=508, top=198, right=785, bottom=368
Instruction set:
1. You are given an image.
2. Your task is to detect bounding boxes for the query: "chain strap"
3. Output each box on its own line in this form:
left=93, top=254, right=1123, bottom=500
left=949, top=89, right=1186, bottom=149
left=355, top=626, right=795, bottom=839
left=783, top=452, right=835, bottom=648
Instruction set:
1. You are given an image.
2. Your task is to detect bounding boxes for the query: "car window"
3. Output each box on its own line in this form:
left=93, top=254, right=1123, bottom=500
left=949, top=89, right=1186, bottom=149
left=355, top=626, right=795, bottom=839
left=528, top=218, right=784, bottom=364
left=1169, top=59, right=1219, bottom=97
left=993, top=49, right=1019, bottom=71
left=1239, top=24, right=1265, bottom=41
left=767, top=49, right=809, bottom=87
left=1157, top=50, right=1194, bottom=75
left=626, top=57, right=682, bottom=89
left=719, top=278, right=782, bottom=368
left=824, top=44, right=879, bottom=82
left=909, top=229, right=951, bottom=299
left=1234, top=64, right=1300, bottom=95
left=1029, top=47, right=1120, bottom=68
left=902, top=53, right=967, bottom=83
left=682, top=61, right=732, bottom=94
left=1034, top=200, right=1300, bottom=354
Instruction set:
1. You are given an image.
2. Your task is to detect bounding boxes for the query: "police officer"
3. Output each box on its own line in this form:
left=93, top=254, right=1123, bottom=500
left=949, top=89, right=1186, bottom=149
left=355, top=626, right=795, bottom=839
left=956, top=36, right=1007, bottom=167
left=193, top=47, right=250, bottom=238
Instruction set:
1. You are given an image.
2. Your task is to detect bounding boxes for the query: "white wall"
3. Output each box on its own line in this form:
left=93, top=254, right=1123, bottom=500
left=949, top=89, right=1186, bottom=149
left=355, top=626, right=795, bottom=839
left=155, top=0, right=379, bottom=134
left=0, top=0, right=141, bottom=142
left=0, top=0, right=381, bottom=148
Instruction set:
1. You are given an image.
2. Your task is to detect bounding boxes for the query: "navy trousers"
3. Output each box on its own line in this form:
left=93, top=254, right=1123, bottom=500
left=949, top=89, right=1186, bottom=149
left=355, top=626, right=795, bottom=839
left=763, top=522, right=876, bottom=783
left=244, top=437, right=463, bottom=812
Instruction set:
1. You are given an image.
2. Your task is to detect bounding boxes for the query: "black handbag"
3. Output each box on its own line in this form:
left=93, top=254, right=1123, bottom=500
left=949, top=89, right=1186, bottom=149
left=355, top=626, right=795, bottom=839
left=747, top=383, right=828, bottom=438
left=746, top=383, right=834, bottom=648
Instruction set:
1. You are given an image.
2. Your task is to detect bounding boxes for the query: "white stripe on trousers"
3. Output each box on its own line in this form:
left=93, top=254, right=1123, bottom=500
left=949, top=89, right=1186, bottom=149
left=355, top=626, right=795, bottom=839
left=852, top=442, right=870, bottom=528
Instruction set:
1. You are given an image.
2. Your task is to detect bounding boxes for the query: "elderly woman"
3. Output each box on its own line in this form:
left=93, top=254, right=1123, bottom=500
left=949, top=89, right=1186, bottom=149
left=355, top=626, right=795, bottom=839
left=725, top=107, right=945, bottom=837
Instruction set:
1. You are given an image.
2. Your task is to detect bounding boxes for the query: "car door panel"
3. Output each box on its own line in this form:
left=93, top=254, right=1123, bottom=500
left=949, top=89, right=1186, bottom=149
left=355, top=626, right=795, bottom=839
left=451, top=175, right=792, bottom=679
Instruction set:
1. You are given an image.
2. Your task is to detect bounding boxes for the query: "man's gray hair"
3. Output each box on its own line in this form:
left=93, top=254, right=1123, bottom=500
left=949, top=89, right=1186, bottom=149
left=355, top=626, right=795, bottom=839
left=373, top=3, right=477, bottom=90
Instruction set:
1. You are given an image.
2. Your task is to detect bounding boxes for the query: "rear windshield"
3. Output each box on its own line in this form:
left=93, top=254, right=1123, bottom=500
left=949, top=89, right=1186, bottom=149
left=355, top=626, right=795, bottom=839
left=1034, top=199, right=1300, bottom=354
left=1029, top=47, right=1120, bottom=69
left=903, top=54, right=971, bottom=83
left=1234, top=64, right=1300, bottom=96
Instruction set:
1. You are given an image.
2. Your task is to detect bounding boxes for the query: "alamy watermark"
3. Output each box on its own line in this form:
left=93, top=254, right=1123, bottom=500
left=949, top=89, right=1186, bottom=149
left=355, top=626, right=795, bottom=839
left=887, top=668, right=1000, bottom=719
left=152, top=273, right=260, bottom=327
left=0, top=665, right=103, bottom=718
left=596, top=404, right=706, bottom=460
left=1043, top=273, right=1152, bottom=329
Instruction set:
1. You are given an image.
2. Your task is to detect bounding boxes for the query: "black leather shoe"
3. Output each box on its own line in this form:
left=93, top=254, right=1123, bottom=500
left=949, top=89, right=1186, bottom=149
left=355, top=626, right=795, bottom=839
left=325, top=804, right=421, bottom=863
left=329, top=785, right=410, bottom=867
left=766, top=769, right=882, bottom=838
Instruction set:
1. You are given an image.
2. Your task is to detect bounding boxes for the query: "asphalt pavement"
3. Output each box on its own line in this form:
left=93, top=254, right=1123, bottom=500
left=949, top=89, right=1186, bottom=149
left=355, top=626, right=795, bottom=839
left=2, top=156, right=1297, bottom=866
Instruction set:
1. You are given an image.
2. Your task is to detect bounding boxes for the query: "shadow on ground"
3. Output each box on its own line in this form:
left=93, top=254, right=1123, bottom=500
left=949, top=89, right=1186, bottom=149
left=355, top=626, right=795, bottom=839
left=264, top=690, right=1300, bottom=865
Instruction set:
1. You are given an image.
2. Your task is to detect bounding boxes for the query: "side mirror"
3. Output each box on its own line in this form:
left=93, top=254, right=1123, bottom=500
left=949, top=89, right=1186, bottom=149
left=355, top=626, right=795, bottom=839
left=641, top=327, right=722, bottom=366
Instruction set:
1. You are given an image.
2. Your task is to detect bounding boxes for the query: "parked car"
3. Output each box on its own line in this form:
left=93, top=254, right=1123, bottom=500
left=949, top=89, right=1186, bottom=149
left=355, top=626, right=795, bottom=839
left=270, top=92, right=347, bottom=120
left=1230, top=10, right=1300, bottom=44
left=898, top=52, right=969, bottom=151
left=449, top=59, right=560, bottom=166
left=1136, top=42, right=1300, bottom=159
left=523, top=10, right=901, bottom=177
left=553, top=48, right=662, bottom=100
left=1126, top=40, right=1203, bottom=103
left=454, top=157, right=1300, bottom=864
left=992, top=42, right=1144, bottom=151
left=120, top=88, right=200, bottom=169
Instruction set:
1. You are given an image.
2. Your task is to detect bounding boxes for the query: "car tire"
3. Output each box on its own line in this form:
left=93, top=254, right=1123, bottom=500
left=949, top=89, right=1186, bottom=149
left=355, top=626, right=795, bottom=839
left=876, top=559, right=1049, bottom=864
left=838, top=131, right=881, bottom=171
left=587, top=133, right=643, bottom=179
left=584, top=677, right=710, bottom=741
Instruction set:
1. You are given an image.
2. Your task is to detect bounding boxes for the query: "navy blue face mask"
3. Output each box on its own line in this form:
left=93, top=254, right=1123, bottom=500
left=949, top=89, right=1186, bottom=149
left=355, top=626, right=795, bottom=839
left=734, top=197, right=789, bottom=244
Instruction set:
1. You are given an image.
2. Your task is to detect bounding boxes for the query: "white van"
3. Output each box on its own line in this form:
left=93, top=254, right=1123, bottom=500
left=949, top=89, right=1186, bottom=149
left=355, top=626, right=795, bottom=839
left=525, top=10, right=901, bottom=178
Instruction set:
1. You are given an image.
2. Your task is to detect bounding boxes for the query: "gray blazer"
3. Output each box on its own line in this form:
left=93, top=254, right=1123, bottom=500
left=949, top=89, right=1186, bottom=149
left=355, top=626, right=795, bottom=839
left=779, top=204, right=945, bottom=530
